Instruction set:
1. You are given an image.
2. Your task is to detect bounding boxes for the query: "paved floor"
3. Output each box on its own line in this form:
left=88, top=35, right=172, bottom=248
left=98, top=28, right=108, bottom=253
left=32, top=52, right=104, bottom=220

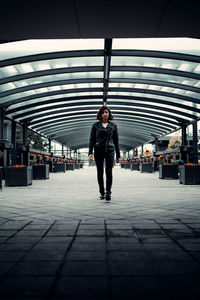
left=0, top=165, right=200, bottom=300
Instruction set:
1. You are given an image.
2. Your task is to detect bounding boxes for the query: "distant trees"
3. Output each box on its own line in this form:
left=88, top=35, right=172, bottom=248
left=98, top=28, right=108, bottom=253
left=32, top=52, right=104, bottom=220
left=28, top=130, right=48, bottom=151
left=16, top=123, right=48, bottom=151
left=168, top=135, right=181, bottom=150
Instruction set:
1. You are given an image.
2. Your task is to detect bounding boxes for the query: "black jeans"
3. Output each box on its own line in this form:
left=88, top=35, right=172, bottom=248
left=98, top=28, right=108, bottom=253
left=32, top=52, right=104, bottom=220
left=94, top=151, right=114, bottom=194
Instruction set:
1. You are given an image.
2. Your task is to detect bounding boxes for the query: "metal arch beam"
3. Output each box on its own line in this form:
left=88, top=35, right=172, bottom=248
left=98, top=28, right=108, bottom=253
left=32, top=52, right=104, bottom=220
left=29, top=110, right=179, bottom=127
left=110, top=78, right=200, bottom=94
left=34, top=118, right=168, bottom=135
left=31, top=114, right=176, bottom=131
left=3, top=81, right=200, bottom=111
left=0, top=79, right=102, bottom=99
left=1, top=70, right=200, bottom=95
left=44, top=129, right=163, bottom=144
left=7, top=96, right=200, bottom=121
left=16, top=109, right=185, bottom=130
left=6, top=92, right=200, bottom=116
left=112, top=50, right=200, bottom=64
left=50, top=131, right=157, bottom=147
left=33, top=118, right=176, bottom=139
left=108, top=90, right=200, bottom=106
left=0, top=66, right=104, bottom=85
left=0, top=50, right=200, bottom=69
left=57, top=131, right=148, bottom=148
left=48, top=123, right=152, bottom=138
left=12, top=102, right=196, bottom=123
left=0, top=79, right=103, bottom=108
left=110, top=66, right=200, bottom=80
left=115, top=116, right=176, bottom=131
left=0, top=50, right=104, bottom=68
left=1, top=67, right=200, bottom=100
left=40, top=122, right=164, bottom=139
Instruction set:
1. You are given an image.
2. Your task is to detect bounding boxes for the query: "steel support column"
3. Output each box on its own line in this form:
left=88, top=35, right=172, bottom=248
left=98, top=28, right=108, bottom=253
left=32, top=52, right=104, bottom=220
left=181, top=123, right=187, bottom=146
left=0, top=109, right=4, bottom=140
left=154, top=137, right=159, bottom=152
left=141, top=145, right=144, bottom=155
left=62, top=144, right=64, bottom=156
left=48, top=138, right=52, bottom=153
left=193, top=120, right=198, bottom=164
left=103, top=39, right=112, bottom=105
left=22, top=122, right=28, bottom=147
left=11, top=120, right=16, bottom=150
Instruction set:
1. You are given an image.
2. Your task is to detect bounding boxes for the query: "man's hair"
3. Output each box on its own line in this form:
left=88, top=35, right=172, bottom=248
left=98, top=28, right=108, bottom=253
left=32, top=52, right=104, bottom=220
left=96, top=106, right=113, bottom=120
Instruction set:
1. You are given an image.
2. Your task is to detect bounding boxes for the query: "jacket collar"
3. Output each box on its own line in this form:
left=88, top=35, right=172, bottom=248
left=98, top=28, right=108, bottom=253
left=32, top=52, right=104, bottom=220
left=99, top=121, right=112, bottom=131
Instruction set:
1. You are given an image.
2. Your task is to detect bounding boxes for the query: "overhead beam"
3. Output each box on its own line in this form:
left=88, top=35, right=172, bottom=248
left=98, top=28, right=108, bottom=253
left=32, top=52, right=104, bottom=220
left=1, top=67, right=200, bottom=100
left=7, top=97, right=200, bottom=119
left=0, top=50, right=199, bottom=69
left=33, top=118, right=168, bottom=134
left=12, top=102, right=196, bottom=123
left=28, top=110, right=179, bottom=127
left=103, top=38, right=112, bottom=105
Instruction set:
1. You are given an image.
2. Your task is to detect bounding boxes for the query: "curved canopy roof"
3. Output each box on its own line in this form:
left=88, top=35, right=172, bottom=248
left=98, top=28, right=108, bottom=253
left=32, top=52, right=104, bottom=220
left=0, top=38, right=200, bottom=151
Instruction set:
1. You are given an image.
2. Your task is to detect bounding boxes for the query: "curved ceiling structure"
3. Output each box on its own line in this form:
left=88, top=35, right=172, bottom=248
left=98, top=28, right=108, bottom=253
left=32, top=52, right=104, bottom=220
left=0, top=38, right=200, bottom=151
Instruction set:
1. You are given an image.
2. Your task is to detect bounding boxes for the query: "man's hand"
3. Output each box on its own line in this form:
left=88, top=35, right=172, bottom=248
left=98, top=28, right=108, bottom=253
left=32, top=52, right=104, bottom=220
left=116, top=158, right=120, bottom=164
left=88, top=154, right=93, bottom=161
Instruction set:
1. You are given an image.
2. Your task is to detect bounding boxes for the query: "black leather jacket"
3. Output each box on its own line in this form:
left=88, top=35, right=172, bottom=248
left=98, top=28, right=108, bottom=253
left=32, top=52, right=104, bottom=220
left=89, top=121, right=120, bottom=158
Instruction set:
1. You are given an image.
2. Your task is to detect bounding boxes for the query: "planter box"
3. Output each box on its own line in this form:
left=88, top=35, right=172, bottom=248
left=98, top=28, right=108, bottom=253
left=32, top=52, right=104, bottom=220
left=159, top=164, right=179, bottom=179
left=121, top=163, right=124, bottom=168
left=130, top=163, right=140, bottom=171
left=153, top=161, right=160, bottom=172
left=140, top=163, right=153, bottom=173
left=32, top=164, right=49, bottom=179
left=0, top=168, right=2, bottom=189
left=179, top=165, right=200, bottom=185
left=66, top=163, right=75, bottom=171
left=80, top=163, right=84, bottom=168
left=5, top=166, right=32, bottom=186
left=124, top=164, right=131, bottom=169
left=48, top=161, right=53, bottom=172
left=53, top=163, right=66, bottom=173
left=75, top=163, right=80, bottom=169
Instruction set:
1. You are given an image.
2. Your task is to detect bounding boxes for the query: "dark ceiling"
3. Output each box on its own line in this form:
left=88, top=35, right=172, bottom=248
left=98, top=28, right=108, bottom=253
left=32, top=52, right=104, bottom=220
left=0, top=0, right=200, bottom=41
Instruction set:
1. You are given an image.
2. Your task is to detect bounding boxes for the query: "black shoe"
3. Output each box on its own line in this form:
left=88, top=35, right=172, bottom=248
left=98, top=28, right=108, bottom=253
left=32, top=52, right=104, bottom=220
left=100, top=193, right=105, bottom=200
left=105, top=192, right=111, bottom=201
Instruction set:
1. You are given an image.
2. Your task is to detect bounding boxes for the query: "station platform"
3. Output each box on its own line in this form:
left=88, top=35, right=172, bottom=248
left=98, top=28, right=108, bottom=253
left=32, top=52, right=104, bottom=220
left=0, top=165, right=200, bottom=299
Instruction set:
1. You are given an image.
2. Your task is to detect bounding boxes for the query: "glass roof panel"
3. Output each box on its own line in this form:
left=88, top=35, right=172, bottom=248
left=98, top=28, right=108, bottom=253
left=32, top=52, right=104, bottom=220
left=111, top=56, right=199, bottom=71
left=0, top=57, right=104, bottom=79
left=13, top=104, right=188, bottom=125
left=0, top=38, right=200, bottom=149
left=109, top=71, right=198, bottom=83
left=0, top=39, right=104, bottom=60
left=112, top=38, right=200, bottom=56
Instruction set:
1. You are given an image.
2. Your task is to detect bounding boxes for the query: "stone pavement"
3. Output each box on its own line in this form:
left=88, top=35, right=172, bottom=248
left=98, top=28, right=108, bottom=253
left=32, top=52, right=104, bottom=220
left=0, top=165, right=200, bottom=300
